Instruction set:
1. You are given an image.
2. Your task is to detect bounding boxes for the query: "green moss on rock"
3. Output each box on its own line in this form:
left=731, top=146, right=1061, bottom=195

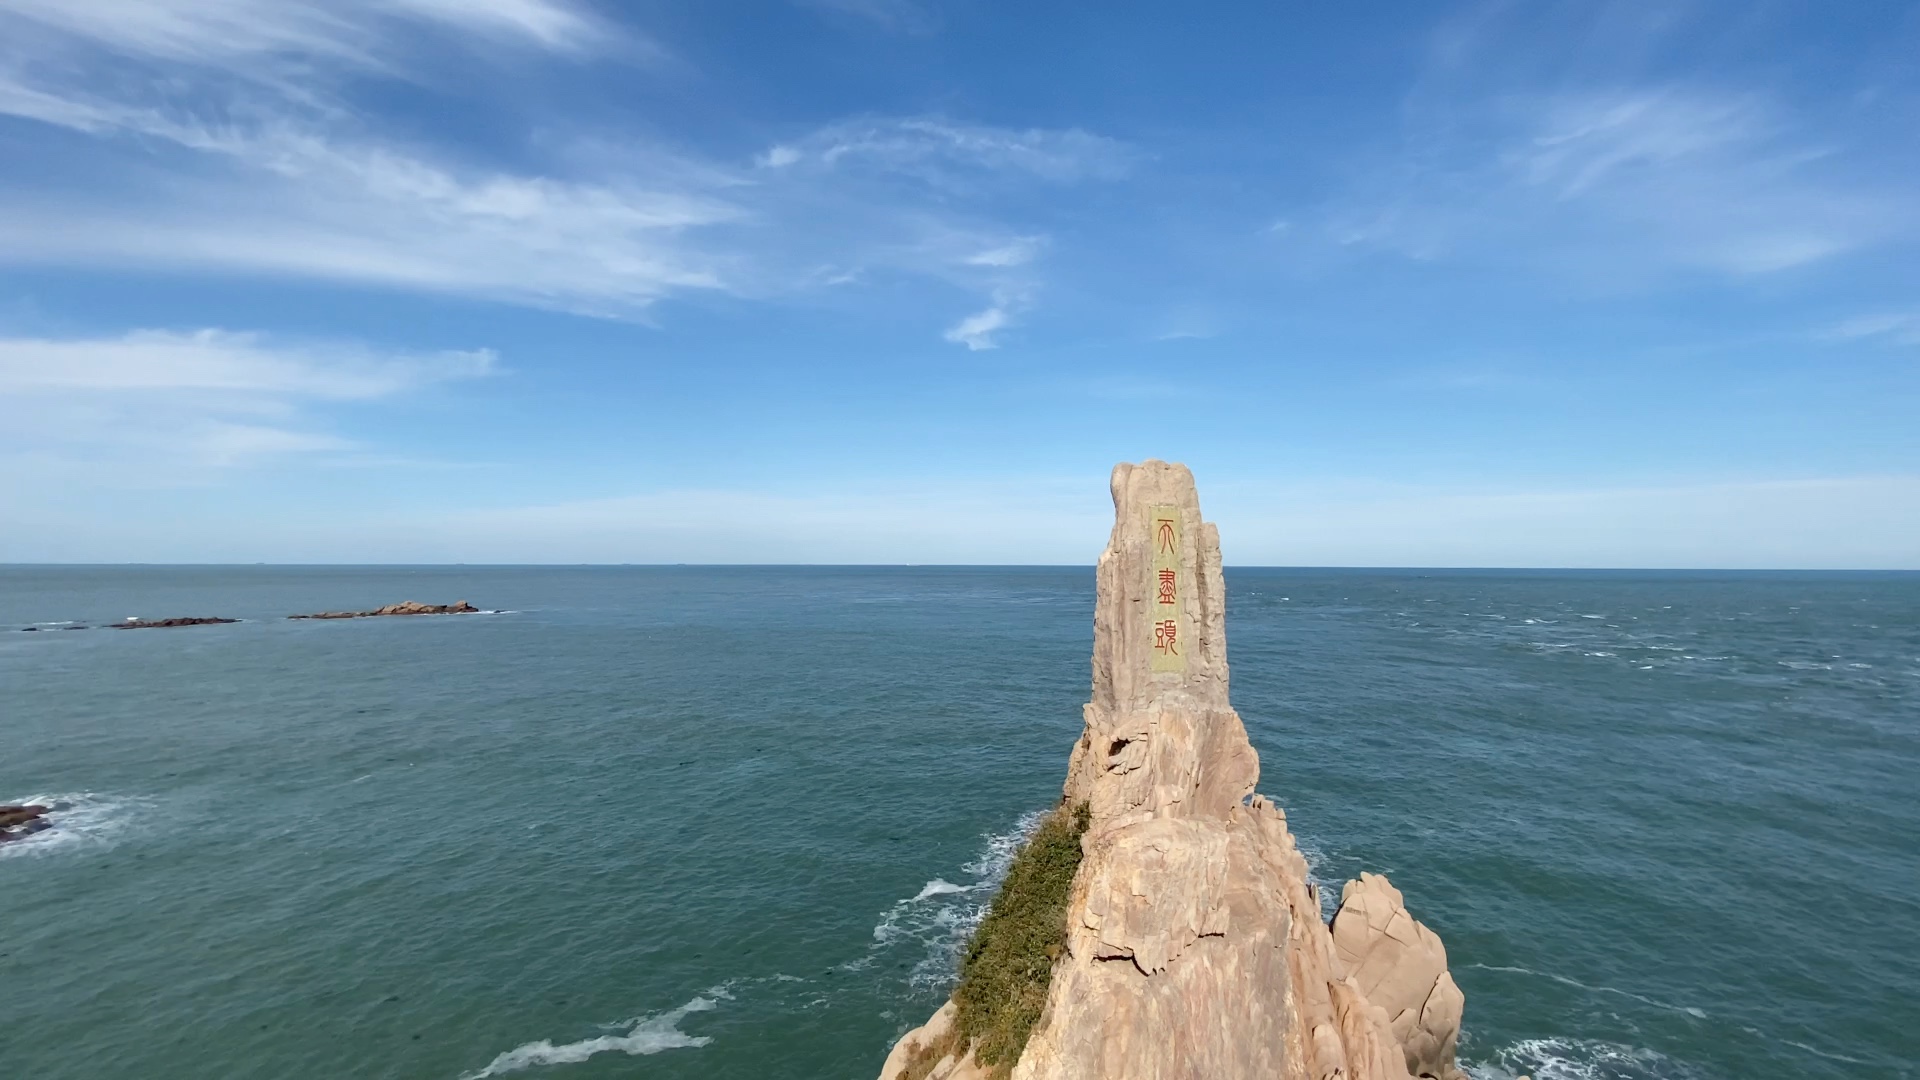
left=951, top=801, right=1091, bottom=1074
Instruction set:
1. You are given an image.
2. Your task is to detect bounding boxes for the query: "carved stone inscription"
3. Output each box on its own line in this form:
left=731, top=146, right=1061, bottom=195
left=1149, top=503, right=1185, bottom=673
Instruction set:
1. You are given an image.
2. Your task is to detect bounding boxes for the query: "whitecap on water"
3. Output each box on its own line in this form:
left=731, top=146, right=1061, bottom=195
left=911, top=878, right=970, bottom=901
left=460, top=992, right=724, bottom=1078
left=853, top=809, right=1047, bottom=990
left=1465, top=1036, right=1692, bottom=1080
left=0, top=792, right=148, bottom=860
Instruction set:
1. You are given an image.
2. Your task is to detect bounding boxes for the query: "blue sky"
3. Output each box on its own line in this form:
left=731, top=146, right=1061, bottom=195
left=1, top=0, right=1916, bottom=566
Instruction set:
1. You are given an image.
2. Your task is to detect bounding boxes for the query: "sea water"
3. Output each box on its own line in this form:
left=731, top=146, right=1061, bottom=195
left=2, top=566, right=1915, bottom=1080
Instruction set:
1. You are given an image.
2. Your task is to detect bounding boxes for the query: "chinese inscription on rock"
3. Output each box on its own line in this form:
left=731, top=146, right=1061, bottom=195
left=1149, top=503, right=1186, bottom=673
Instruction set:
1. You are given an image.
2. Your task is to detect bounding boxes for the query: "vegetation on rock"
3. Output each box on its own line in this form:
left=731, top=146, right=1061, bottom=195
left=949, top=800, right=1091, bottom=1076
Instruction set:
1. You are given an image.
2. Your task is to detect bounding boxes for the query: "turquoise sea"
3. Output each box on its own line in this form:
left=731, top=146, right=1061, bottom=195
left=3, top=566, right=1916, bottom=1080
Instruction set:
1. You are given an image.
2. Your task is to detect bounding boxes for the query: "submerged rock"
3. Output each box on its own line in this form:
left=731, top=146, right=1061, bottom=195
left=113, top=617, right=239, bottom=629
left=0, top=804, right=51, bottom=842
left=289, top=600, right=480, bottom=620
left=881, top=461, right=1467, bottom=1080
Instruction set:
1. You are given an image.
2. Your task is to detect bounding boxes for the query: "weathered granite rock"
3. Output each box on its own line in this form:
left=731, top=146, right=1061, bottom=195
left=289, top=600, right=480, bottom=620
left=1332, top=874, right=1466, bottom=1080
left=881, top=461, right=1465, bottom=1080
left=113, top=617, right=239, bottom=629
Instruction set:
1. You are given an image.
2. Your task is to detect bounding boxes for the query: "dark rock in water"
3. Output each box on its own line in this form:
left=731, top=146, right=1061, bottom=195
left=289, top=600, right=481, bottom=620
left=113, top=617, right=239, bottom=629
left=0, top=804, right=51, bottom=842
left=0, top=805, right=48, bottom=829
left=20, top=626, right=36, bottom=631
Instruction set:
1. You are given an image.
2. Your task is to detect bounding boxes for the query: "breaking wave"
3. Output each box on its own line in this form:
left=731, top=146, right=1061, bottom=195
left=857, top=809, right=1048, bottom=989
left=0, top=792, right=148, bottom=861
left=460, top=992, right=724, bottom=1078
left=1464, top=1037, right=1695, bottom=1080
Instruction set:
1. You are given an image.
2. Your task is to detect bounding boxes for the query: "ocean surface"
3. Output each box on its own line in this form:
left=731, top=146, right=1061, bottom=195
left=2, top=566, right=1916, bottom=1080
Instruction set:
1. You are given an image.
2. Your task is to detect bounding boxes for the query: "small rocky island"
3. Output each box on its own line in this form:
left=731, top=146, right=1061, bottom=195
left=0, top=804, right=51, bottom=844
left=288, top=600, right=481, bottom=620
left=19, top=601, right=485, bottom=632
left=881, top=461, right=1470, bottom=1080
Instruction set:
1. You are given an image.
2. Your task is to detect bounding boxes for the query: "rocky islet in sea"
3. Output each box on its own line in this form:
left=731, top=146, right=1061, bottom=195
left=0, top=804, right=52, bottom=844
left=881, top=460, right=1472, bottom=1080
left=19, top=601, right=483, bottom=632
left=287, top=600, right=481, bottom=620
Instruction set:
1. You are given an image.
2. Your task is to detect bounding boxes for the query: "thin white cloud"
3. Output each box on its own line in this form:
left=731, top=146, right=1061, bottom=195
left=1313, top=3, right=1916, bottom=283
left=1325, top=86, right=1905, bottom=277
left=0, top=30, right=1121, bottom=323
left=943, top=305, right=1011, bottom=350
left=0, top=328, right=494, bottom=396
left=941, top=286, right=1031, bottom=350
left=1823, top=313, right=1920, bottom=346
left=772, top=117, right=1134, bottom=186
left=0, top=328, right=493, bottom=468
left=964, top=236, right=1044, bottom=267
left=757, top=144, right=802, bottom=169
left=0, top=5, right=1127, bottom=345
left=0, top=93, right=738, bottom=312
left=0, top=0, right=609, bottom=71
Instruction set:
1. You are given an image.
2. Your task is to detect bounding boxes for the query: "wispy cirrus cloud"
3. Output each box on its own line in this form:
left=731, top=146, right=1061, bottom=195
left=756, top=117, right=1135, bottom=187
left=0, top=0, right=613, bottom=72
left=943, top=305, right=1011, bottom=351
left=943, top=286, right=1034, bottom=350
left=1315, top=4, right=1915, bottom=283
left=0, top=103, right=739, bottom=314
left=0, top=0, right=1126, bottom=341
left=0, top=328, right=494, bottom=467
left=964, top=236, right=1045, bottom=267
left=1823, top=313, right=1920, bottom=347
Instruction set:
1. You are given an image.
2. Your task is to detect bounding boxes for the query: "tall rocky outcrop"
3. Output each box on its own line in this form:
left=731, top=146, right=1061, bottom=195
left=880, top=461, right=1466, bottom=1080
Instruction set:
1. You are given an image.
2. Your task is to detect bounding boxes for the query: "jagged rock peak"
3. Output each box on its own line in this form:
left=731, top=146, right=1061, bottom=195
left=1091, top=460, right=1230, bottom=716
left=879, top=461, right=1467, bottom=1080
left=1066, top=460, right=1253, bottom=826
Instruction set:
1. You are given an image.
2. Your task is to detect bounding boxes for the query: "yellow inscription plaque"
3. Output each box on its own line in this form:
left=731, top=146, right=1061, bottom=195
left=1149, top=503, right=1186, bottom=673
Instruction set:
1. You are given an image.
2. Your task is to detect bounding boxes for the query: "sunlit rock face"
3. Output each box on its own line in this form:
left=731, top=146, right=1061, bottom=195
left=882, top=461, right=1466, bottom=1080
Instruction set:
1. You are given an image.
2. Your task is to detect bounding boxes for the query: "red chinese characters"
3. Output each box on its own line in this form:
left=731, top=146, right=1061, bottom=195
left=1154, top=618, right=1179, bottom=655
left=1148, top=504, right=1186, bottom=673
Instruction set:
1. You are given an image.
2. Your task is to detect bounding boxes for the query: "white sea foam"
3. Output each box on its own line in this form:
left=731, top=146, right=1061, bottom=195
left=911, top=878, right=970, bottom=901
left=1465, top=1036, right=1685, bottom=1080
left=855, top=809, right=1048, bottom=989
left=0, top=792, right=147, bottom=860
left=1291, top=835, right=1344, bottom=921
left=461, top=994, right=719, bottom=1078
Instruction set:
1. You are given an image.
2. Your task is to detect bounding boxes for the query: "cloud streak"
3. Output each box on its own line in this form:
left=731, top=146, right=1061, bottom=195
left=1824, top=313, right=1920, bottom=347
left=0, top=328, right=493, bottom=467
left=0, top=0, right=610, bottom=72
left=1315, top=5, right=1915, bottom=283
left=0, top=4, right=1125, bottom=336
